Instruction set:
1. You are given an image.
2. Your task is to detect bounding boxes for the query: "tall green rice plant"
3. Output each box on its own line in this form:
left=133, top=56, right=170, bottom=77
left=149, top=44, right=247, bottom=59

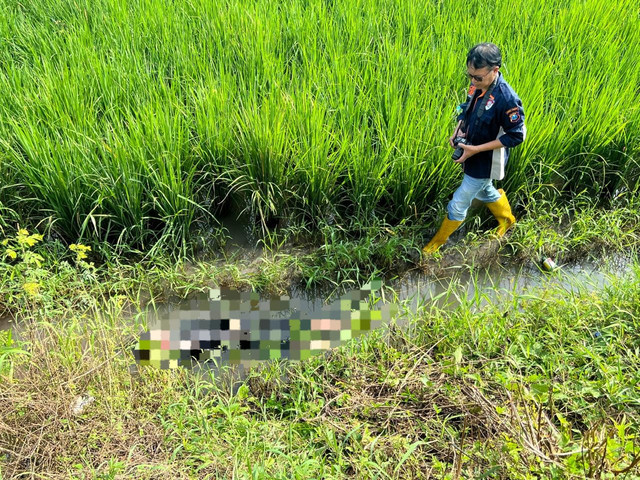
left=1, top=0, right=639, bottom=247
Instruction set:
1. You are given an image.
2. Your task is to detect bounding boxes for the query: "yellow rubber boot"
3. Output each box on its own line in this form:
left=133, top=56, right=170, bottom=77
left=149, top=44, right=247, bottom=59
left=422, top=217, right=462, bottom=255
left=486, top=189, right=516, bottom=237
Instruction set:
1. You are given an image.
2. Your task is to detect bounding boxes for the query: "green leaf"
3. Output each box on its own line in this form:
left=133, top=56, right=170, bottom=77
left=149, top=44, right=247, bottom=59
left=453, top=346, right=463, bottom=365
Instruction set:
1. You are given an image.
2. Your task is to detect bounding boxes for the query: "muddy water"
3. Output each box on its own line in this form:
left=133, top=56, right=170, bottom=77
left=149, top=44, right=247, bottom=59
left=135, top=253, right=635, bottom=374
left=396, top=254, right=633, bottom=312
left=2, top=252, right=635, bottom=377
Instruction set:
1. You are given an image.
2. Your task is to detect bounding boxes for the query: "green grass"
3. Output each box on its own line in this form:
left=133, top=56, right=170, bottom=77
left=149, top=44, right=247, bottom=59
left=2, top=4, right=640, bottom=472
left=1, top=0, right=639, bottom=249
left=1, top=212, right=640, bottom=478
left=1, top=192, right=638, bottom=318
left=1, top=238, right=639, bottom=478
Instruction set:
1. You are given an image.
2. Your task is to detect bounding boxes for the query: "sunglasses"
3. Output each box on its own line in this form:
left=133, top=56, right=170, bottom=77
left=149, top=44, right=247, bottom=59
left=466, top=68, right=497, bottom=82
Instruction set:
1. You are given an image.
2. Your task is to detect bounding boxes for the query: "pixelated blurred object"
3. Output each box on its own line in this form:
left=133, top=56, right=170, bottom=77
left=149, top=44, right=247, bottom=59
left=133, top=280, right=397, bottom=370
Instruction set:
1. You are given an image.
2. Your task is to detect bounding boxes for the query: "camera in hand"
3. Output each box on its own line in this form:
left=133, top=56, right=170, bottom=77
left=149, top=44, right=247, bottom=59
left=451, top=136, right=468, bottom=161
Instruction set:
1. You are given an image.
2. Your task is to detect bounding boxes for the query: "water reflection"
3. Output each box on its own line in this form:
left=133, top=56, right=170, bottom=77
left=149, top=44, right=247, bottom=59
left=395, top=254, right=635, bottom=313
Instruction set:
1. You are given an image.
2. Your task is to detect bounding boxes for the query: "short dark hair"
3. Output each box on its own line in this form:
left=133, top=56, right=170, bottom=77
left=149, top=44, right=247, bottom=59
left=467, top=43, right=502, bottom=69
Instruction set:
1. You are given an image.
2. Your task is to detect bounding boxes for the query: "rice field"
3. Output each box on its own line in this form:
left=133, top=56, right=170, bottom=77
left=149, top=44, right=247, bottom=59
left=0, top=0, right=639, bottom=248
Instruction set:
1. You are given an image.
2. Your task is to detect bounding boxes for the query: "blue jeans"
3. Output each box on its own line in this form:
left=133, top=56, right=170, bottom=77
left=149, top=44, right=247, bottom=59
left=447, top=174, right=502, bottom=221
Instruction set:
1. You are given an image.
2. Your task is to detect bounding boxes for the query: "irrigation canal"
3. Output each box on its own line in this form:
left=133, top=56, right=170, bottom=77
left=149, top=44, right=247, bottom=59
left=2, top=252, right=634, bottom=374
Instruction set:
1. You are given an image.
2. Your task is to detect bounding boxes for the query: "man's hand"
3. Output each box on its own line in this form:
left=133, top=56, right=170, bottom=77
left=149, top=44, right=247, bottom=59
left=453, top=143, right=480, bottom=163
left=454, top=139, right=505, bottom=163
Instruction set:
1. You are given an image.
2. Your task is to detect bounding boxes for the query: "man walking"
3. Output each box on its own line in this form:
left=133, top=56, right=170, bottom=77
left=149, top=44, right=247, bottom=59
left=423, top=43, right=526, bottom=254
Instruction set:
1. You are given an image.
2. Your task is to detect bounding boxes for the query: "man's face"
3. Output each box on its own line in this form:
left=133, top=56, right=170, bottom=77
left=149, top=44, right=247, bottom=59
left=466, top=64, right=499, bottom=92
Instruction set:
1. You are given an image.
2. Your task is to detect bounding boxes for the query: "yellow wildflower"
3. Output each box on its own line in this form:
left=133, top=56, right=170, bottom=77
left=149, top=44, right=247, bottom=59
left=23, top=282, right=41, bottom=296
left=70, top=243, right=91, bottom=261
